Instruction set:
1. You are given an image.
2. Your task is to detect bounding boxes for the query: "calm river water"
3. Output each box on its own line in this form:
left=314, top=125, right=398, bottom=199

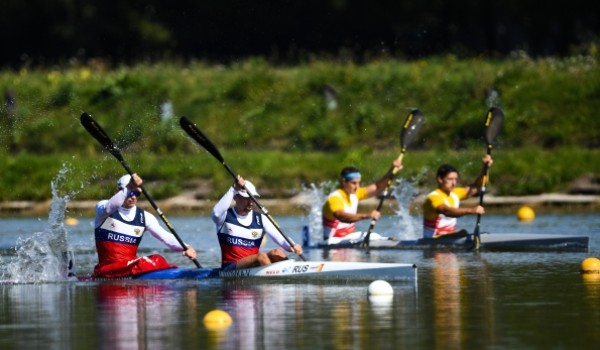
left=1, top=198, right=599, bottom=349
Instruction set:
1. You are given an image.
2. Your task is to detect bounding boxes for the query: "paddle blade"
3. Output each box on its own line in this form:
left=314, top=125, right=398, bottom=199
left=80, top=112, right=123, bottom=160
left=484, top=107, right=504, bottom=149
left=180, top=116, right=225, bottom=163
left=400, top=109, right=425, bottom=150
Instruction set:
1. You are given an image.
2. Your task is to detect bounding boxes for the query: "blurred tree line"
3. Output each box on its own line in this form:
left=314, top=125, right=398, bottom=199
left=1, top=0, right=598, bottom=68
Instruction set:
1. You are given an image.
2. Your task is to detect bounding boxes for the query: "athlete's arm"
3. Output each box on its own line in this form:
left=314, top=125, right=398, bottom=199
left=212, top=187, right=235, bottom=226
left=437, top=203, right=483, bottom=217
left=144, top=211, right=188, bottom=251
left=94, top=189, right=127, bottom=228
left=333, top=209, right=377, bottom=223
left=262, top=215, right=294, bottom=251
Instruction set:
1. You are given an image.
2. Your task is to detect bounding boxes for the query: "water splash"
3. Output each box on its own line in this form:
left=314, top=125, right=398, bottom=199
left=301, top=181, right=335, bottom=242
left=2, top=165, right=78, bottom=283
left=390, top=177, right=422, bottom=240
left=486, top=88, right=501, bottom=108
left=301, top=176, right=424, bottom=242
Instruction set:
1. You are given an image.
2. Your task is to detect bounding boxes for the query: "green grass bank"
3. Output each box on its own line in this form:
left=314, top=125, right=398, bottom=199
left=0, top=55, right=599, bottom=202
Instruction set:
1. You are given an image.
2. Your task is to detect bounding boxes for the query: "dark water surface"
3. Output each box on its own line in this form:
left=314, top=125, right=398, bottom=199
left=1, top=212, right=599, bottom=349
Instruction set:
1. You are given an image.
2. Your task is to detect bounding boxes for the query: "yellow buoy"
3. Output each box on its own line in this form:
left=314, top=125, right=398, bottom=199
left=65, top=217, right=79, bottom=226
left=203, top=309, right=232, bottom=330
left=580, top=257, right=600, bottom=274
left=517, top=206, right=535, bottom=222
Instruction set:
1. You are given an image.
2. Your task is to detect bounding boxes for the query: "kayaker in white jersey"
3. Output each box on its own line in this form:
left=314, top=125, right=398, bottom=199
left=212, top=175, right=303, bottom=270
left=422, top=154, right=493, bottom=238
left=321, top=158, right=403, bottom=245
left=93, top=173, right=197, bottom=278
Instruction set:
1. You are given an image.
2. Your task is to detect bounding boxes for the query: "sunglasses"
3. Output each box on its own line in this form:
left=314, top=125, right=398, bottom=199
left=127, top=190, right=142, bottom=198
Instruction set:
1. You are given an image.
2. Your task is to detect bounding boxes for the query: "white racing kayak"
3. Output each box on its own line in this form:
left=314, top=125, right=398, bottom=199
left=131, top=259, right=417, bottom=281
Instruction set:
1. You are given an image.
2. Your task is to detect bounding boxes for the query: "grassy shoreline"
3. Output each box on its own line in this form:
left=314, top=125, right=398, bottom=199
left=1, top=57, right=599, bottom=202
left=2, top=192, right=599, bottom=218
left=1, top=147, right=599, bottom=202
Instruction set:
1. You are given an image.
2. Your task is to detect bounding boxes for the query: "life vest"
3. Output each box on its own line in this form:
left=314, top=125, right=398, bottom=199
left=423, top=189, right=462, bottom=238
left=218, top=208, right=264, bottom=267
left=322, top=189, right=360, bottom=239
left=93, top=208, right=175, bottom=278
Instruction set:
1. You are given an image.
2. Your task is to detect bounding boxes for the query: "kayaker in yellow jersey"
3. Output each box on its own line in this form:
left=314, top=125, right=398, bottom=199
left=422, top=154, right=493, bottom=238
left=322, top=158, right=403, bottom=244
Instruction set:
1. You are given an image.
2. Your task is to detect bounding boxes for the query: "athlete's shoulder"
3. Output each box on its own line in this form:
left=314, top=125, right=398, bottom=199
left=452, top=187, right=469, bottom=198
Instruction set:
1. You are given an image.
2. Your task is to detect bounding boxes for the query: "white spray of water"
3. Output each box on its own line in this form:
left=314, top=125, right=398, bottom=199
left=3, top=164, right=77, bottom=283
left=301, top=174, right=425, bottom=243
left=301, top=181, right=335, bottom=242
left=390, top=177, right=422, bottom=240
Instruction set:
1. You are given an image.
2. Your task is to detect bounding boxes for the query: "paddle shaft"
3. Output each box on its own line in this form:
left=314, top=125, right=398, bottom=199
left=472, top=107, right=503, bottom=249
left=473, top=146, right=492, bottom=239
left=180, top=117, right=306, bottom=261
left=361, top=152, right=404, bottom=247
left=80, top=113, right=201, bottom=268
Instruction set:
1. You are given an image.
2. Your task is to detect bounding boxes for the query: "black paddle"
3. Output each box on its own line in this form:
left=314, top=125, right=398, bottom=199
left=362, top=109, right=425, bottom=247
left=472, top=107, right=504, bottom=249
left=179, top=116, right=307, bottom=261
left=80, top=112, right=202, bottom=268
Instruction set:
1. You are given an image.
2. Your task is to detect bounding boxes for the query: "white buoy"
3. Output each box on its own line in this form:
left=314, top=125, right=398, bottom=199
left=368, top=280, right=394, bottom=295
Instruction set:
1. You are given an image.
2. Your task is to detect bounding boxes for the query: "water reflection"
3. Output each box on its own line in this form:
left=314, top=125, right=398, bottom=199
left=367, top=294, right=394, bottom=329
left=212, top=281, right=416, bottom=349
left=582, top=273, right=600, bottom=296
left=432, top=251, right=462, bottom=349
left=219, top=287, right=260, bottom=350
left=2, top=283, right=76, bottom=349
left=96, top=282, right=191, bottom=349
left=426, top=250, right=497, bottom=349
left=322, top=247, right=362, bottom=262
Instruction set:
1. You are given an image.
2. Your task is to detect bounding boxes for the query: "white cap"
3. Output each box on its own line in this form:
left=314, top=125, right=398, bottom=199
left=234, top=181, right=260, bottom=198
left=117, top=174, right=132, bottom=190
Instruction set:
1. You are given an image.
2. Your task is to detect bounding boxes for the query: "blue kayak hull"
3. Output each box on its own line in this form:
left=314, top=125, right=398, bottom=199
left=134, top=267, right=219, bottom=279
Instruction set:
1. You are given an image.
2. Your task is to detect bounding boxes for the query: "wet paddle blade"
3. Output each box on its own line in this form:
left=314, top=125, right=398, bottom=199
left=400, top=109, right=425, bottom=150
left=80, top=112, right=124, bottom=161
left=180, top=116, right=225, bottom=163
left=484, top=107, right=504, bottom=152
